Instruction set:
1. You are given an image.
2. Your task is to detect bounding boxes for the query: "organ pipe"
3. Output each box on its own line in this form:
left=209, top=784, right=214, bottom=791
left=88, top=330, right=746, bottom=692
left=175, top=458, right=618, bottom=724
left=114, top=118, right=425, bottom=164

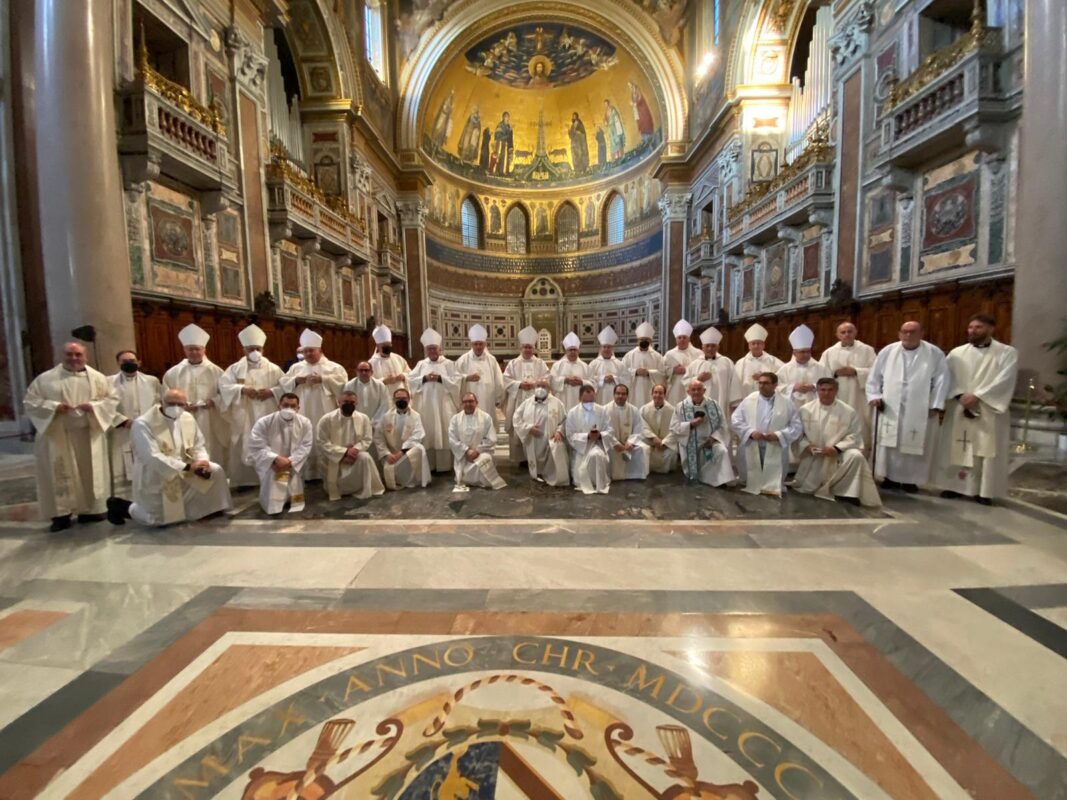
left=265, top=34, right=306, bottom=166
left=786, top=4, right=834, bottom=160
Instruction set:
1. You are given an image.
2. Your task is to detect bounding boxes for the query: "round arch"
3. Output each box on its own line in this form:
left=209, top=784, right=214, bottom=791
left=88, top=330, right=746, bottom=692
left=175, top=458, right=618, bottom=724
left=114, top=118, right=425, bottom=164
left=727, top=0, right=813, bottom=94
left=280, top=0, right=357, bottom=103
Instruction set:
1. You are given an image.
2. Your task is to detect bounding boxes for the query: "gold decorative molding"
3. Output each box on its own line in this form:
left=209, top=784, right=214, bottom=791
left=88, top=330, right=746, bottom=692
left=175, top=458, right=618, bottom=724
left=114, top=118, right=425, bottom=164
left=138, top=28, right=225, bottom=135
left=727, top=126, right=833, bottom=224
left=268, top=142, right=368, bottom=232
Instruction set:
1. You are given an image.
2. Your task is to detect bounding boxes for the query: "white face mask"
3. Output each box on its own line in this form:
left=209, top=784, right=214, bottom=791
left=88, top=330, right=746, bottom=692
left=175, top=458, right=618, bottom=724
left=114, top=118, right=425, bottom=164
left=582, top=401, right=595, bottom=411
left=247, top=350, right=262, bottom=363
left=162, top=405, right=182, bottom=420
left=279, top=408, right=295, bottom=421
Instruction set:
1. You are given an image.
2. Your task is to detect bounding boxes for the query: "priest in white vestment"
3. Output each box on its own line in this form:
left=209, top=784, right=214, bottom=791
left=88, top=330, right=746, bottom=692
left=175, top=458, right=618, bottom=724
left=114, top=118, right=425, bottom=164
left=641, top=384, right=679, bottom=474
left=819, top=322, right=877, bottom=447
left=565, top=384, right=615, bottom=494
left=622, top=322, right=665, bottom=408
left=25, top=341, right=119, bottom=531
left=777, top=325, right=833, bottom=409
left=409, top=328, right=461, bottom=472
left=163, top=324, right=229, bottom=467
left=218, top=324, right=282, bottom=487
left=279, top=329, right=348, bottom=479
left=373, top=388, right=431, bottom=490
left=125, top=389, right=232, bottom=526
left=369, top=324, right=411, bottom=394
left=684, top=326, right=741, bottom=431
left=108, top=350, right=161, bottom=504
left=734, top=323, right=784, bottom=397
left=448, top=393, right=507, bottom=490
left=932, top=314, right=1018, bottom=503
left=865, top=321, right=949, bottom=491
left=550, top=332, right=589, bottom=410
left=343, top=362, right=389, bottom=424
left=247, top=393, right=313, bottom=514
left=503, top=326, right=551, bottom=463
left=606, top=384, right=650, bottom=481
left=793, top=379, right=881, bottom=507
left=663, top=319, right=699, bottom=405
left=316, top=389, right=385, bottom=502
left=513, top=387, right=570, bottom=486
left=456, top=324, right=505, bottom=422
left=588, top=326, right=632, bottom=405
left=731, top=372, right=803, bottom=496
left=670, top=379, right=734, bottom=487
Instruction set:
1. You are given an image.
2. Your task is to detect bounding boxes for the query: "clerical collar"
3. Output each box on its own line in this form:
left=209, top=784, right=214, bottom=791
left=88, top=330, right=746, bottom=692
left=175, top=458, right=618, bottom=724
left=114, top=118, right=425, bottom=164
left=62, top=366, right=86, bottom=374
left=972, top=341, right=992, bottom=349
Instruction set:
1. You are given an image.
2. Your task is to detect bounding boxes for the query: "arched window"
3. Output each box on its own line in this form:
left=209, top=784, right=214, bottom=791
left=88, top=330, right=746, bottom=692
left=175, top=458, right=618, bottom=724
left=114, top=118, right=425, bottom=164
left=506, top=205, right=529, bottom=254
left=555, top=203, right=579, bottom=253
left=603, top=194, right=625, bottom=246
left=364, top=0, right=387, bottom=83
left=461, top=197, right=482, bottom=249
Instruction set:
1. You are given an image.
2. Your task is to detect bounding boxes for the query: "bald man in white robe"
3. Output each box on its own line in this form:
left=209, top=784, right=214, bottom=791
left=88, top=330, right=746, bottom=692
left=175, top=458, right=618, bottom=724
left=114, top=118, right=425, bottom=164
left=820, top=322, right=876, bottom=447
left=671, top=379, right=734, bottom=487
left=343, top=362, right=389, bottom=424
left=513, top=387, right=570, bottom=486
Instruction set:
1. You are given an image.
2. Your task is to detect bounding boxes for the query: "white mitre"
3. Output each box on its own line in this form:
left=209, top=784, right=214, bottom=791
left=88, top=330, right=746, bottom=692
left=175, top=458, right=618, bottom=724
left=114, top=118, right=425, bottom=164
left=468, top=323, right=488, bottom=343
left=178, top=323, right=210, bottom=347
left=699, top=326, right=723, bottom=346
left=597, top=326, right=618, bottom=346
left=299, top=328, right=323, bottom=348
left=563, top=332, right=581, bottom=349
left=672, top=319, right=693, bottom=337
left=518, top=326, right=538, bottom=347
left=372, top=325, right=392, bottom=345
left=788, top=324, right=815, bottom=350
left=420, top=328, right=443, bottom=348
left=635, top=321, right=655, bottom=340
left=744, top=323, right=769, bottom=343
left=238, top=324, right=266, bottom=348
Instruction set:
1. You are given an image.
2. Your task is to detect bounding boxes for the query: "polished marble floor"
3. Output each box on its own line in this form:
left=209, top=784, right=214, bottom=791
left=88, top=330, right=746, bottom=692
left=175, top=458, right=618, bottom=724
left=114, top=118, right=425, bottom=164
left=0, top=460, right=1065, bottom=799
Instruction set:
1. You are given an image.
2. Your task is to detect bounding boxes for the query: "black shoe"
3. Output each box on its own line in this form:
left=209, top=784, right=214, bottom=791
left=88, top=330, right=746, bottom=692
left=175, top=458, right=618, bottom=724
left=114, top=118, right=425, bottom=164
left=975, top=496, right=993, bottom=506
left=881, top=479, right=901, bottom=490
left=902, top=483, right=919, bottom=494
left=78, top=513, right=106, bottom=524
left=836, top=496, right=862, bottom=506
left=107, top=497, right=131, bottom=525
left=49, top=515, right=72, bottom=532
left=940, top=490, right=962, bottom=499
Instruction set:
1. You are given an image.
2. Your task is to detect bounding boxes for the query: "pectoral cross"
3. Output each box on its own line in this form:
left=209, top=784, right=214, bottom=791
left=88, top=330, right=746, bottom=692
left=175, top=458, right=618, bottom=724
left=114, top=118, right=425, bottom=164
left=956, top=430, right=971, bottom=452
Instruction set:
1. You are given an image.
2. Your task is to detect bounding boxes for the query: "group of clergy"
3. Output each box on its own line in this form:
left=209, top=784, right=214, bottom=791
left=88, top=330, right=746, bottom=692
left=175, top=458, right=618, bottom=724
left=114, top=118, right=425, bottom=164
left=23, top=308, right=1016, bottom=530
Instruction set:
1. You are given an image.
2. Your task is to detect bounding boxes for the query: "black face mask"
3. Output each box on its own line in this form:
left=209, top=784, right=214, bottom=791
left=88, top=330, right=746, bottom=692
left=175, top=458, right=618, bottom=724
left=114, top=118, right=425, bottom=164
left=639, top=341, right=650, bottom=350
left=381, top=346, right=392, bottom=356
left=120, top=362, right=139, bottom=374
left=395, top=398, right=408, bottom=410
left=340, top=402, right=356, bottom=416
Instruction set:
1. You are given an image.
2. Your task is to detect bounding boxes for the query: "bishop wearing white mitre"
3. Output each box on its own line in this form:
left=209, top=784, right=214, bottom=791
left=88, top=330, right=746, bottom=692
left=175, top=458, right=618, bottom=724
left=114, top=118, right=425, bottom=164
left=513, top=387, right=570, bottom=486
left=670, top=379, right=734, bottom=487
left=316, top=389, right=385, bottom=501
left=932, top=314, right=1018, bottom=504
left=731, top=372, right=803, bottom=496
left=409, top=327, right=461, bottom=472
left=247, top=393, right=313, bottom=514
left=163, top=324, right=228, bottom=466
left=588, top=326, right=632, bottom=405
left=819, top=321, right=876, bottom=447
left=503, top=326, right=551, bottom=463
left=25, top=341, right=119, bottom=531
left=865, top=321, right=949, bottom=492
left=343, top=361, right=389, bottom=424
left=127, top=389, right=232, bottom=526
left=107, top=350, right=160, bottom=504
left=662, top=319, right=699, bottom=405
left=218, top=324, right=282, bottom=487
left=622, top=321, right=665, bottom=408
left=565, top=384, right=615, bottom=495
left=684, top=326, right=741, bottom=431
left=734, top=323, right=784, bottom=398
left=606, top=383, right=650, bottom=481
left=777, top=325, right=832, bottom=409
left=641, top=383, right=679, bottom=474
left=279, top=328, right=348, bottom=479
left=793, top=378, right=881, bottom=507
left=550, top=332, right=589, bottom=410
left=456, top=324, right=505, bottom=420
left=448, top=392, right=507, bottom=490
left=369, top=324, right=411, bottom=393
left=373, top=388, right=431, bottom=490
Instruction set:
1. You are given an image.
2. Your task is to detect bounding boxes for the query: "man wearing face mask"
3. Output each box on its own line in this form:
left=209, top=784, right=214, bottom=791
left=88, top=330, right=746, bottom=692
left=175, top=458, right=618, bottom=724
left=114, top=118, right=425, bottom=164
left=370, top=324, right=411, bottom=394
left=622, top=322, right=664, bottom=408
left=25, top=341, right=120, bottom=531
left=373, top=389, right=431, bottom=490
left=448, top=392, right=507, bottom=491
left=107, top=350, right=161, bottom=509
left=564, top=383, right=615, bottom=494
left=513, top=386, right=569, bottom=486
left=218, top=324, right=282, bottom=487
left=163, top=324, right=230, bottom=467
left=115, top=388, right=232, bottom=526
left=279, top=329, right=348, bottom=479
left=317, top=389, right=386, bottom=502
left=247, top=393, right=314, bottom=514
left=343, top=361, right=389, bottom=424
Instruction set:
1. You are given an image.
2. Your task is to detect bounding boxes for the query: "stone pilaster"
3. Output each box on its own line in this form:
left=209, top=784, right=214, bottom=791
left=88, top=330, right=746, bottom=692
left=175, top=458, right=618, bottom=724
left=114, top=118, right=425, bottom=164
left=397, top=195, right=429, bottom=359
left=658, top=189, right=691, bottom=351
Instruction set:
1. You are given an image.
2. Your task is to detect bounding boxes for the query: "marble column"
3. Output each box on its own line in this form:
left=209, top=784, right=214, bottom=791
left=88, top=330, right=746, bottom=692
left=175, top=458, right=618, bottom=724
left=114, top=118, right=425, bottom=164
left=658, top=189, right=691, bottom=352
left=397, top=195, right=429, bottom=360
left=1012, top=0, right=1067, bottom=390
left=32, top=0, right=135, bottom=366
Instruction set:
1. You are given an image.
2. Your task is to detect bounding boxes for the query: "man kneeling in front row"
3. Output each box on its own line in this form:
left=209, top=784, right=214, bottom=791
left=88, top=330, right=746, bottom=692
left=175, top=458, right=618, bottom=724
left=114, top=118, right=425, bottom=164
left=247, top=393, right=313, bottom=515
left=316, top=389, right=385, bottom=502
left=109, top=388, right=232, bottom=526
left=448, top=392, right=506, bottom=491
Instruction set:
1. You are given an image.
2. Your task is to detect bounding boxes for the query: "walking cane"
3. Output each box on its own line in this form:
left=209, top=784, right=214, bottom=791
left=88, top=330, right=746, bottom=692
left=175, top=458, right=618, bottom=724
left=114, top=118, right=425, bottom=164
left=869, top=403, right=880, bottom=471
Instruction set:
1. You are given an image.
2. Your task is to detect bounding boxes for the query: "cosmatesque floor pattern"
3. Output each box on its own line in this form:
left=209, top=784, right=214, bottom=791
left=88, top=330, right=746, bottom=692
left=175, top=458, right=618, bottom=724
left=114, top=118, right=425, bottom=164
left=0, top=471, right=1065, bottom=799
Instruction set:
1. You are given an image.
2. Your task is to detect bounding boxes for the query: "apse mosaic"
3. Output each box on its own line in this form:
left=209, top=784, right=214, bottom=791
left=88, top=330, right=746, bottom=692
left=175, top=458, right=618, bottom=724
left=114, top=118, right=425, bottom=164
left=422, top=23, right=662, bottom=189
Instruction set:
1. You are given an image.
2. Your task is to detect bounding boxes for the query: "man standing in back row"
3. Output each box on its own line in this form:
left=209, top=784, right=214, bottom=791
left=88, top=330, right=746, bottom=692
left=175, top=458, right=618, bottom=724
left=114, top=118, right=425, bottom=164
left=662, top=319, right=699, bottom=405
left=819, top=321, right=876, bottom=447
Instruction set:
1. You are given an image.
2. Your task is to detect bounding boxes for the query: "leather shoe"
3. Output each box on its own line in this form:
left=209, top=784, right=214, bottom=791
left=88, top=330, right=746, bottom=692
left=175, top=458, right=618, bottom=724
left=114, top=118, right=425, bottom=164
left=49, top=515, right=72, bottom=532
left=940, top=490, right=962, bottom=499
left=107, top=497, right=130, bottom=525
left=902, top=483, right=919, bottom=494
left=78, top=513, right=106, bottom=524
left=881, top=479, right=901, bottom=490
left=975, top=496, right=993, bottom=506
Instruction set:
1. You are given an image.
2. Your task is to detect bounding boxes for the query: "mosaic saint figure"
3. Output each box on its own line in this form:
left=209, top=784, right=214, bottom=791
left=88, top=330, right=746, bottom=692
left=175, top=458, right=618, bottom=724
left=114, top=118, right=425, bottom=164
left=492, top=111, right=514, bottom=176
left=604, top=99, right=625, bottom=160
left=479, top=127, right=491, bottom=169
left=430, top=90, right=454, bottom=151
left=595, top=125, right=607, bottom=166
left=629, top=81, right=654, bottom=142
left=457, top=106, right=482, bottom=163
left=569, top=112, right=589, bottom=172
